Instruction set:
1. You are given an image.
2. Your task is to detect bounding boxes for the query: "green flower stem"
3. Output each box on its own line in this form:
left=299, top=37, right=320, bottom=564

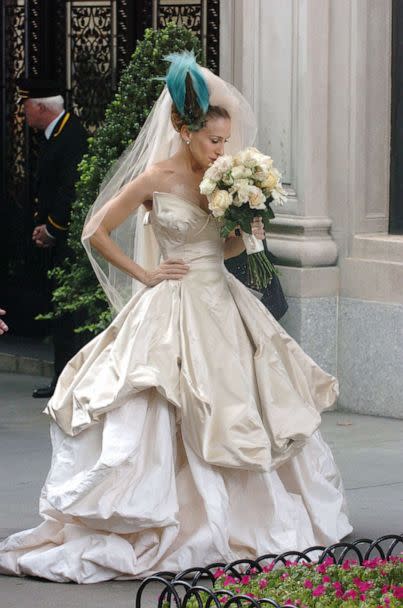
left=247, top=251, right=279, bottom=290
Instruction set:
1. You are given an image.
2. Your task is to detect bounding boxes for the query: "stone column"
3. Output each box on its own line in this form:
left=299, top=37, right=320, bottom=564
left=220, top=0, right=339, bottom=375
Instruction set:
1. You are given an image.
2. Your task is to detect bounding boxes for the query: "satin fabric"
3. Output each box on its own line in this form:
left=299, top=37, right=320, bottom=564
left=0, top=193, right=352, bottom=582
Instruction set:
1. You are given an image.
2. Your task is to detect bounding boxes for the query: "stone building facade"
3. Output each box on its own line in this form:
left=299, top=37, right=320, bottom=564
left=220, top=0, right=402, bottom=418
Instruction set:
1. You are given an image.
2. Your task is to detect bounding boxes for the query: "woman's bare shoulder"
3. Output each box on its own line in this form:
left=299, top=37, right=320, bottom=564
left=148, top=159, right=177, bottom=177
left=143, top=160, right=178, bottom=191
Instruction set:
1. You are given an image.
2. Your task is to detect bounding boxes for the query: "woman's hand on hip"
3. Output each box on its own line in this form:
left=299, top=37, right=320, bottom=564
left=143, top=259, right=190, bottom=287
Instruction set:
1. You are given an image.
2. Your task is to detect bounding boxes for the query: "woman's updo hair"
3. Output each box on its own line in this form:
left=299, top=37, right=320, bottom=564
left=165, top=51, right=230, bottom=132
left=171, top=104, right=230, bottom=132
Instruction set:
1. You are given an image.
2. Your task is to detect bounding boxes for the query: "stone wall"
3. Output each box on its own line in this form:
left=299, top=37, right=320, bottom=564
left=220, top=0, right=403, bottom=418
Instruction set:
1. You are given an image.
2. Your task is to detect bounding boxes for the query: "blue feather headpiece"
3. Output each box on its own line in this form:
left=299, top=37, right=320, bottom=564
left=164, top=51, right=210, bottom=130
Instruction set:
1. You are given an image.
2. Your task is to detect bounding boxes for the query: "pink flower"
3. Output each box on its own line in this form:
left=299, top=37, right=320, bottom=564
left=240, top=575, right=250, bottom=585
left=214, top=568, right=225, bottom=579
left=281, top=572, right=289, bottom=580
left=263, top=563, right=274, bottom=573
left=304, top=579, right=313, bottom=589
left=342, top=560, right=351, bottom=570
left=316, top=557, right=334, bottom=572
left=392, top=585, right=403, bottom=600
left=360, top=593, right=367, bottom=601
left=381, top=585, right=390, bottom=594
left=223, top=575, right=236, bottom=586
left=332, top=581, right=343, bottom=590
left=335, top=588, right=344, bottom=598
left=363, top=557, right=384, bottom=568
left=259, top=579, right=268, bottom=590
left=312, top=584, right=326, bottom=597
left=343, top=589, right=358, bottom=600
left=353, top=577, right=373, bottom=592
left=322, top=575, right=331, bottom=583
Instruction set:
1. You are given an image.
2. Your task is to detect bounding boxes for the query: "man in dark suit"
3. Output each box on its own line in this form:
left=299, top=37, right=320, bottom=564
left=17, top=78, right=88, bottom=398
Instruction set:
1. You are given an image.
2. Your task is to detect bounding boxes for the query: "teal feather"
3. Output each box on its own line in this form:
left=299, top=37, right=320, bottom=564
left=164, top=51, right=209, bottom=116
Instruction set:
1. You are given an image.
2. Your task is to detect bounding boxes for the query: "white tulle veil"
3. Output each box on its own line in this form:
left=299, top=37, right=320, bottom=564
left=81, top=65, right=257, bottom=312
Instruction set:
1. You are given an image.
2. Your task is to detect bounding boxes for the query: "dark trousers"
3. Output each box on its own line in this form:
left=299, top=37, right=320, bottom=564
left=52, top=241, right=88, bottom=378
left=224, top=245, right=288, bottom=321
left=53, top=311, right=87, bottom=378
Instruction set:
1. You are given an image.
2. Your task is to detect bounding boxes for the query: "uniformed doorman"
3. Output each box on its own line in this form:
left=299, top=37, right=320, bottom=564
left=17, top=78, right=88, bottom=398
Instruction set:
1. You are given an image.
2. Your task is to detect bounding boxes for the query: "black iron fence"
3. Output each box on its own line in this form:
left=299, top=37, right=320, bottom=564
left=135, top=534, right=403, bottom=607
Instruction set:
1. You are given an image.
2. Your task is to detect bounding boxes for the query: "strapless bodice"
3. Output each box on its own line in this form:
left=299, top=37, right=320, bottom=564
left=151, top=192, right=224, bottom=269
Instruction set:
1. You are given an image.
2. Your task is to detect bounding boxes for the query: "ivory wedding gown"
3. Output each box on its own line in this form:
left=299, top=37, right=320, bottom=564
left=0, top=193, right=352, bottom=583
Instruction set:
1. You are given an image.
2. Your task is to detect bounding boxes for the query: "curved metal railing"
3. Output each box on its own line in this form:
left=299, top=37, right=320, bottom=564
left=135, top=533, right=403, bottom=607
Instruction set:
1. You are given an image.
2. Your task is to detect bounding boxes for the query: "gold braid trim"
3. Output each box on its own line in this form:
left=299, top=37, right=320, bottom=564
left=53, top=112, right=70, bottom=137
left=48, top=215, right=68, bottom=231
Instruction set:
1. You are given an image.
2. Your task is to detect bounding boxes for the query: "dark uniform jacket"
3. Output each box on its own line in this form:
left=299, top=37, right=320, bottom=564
left=35, top=111, right=88, bottom=260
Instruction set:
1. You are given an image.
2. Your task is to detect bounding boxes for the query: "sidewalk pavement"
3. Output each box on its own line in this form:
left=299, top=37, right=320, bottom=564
left=0, top=371, right=402, bottom=608
left=0, top=335, right=53, bottom=378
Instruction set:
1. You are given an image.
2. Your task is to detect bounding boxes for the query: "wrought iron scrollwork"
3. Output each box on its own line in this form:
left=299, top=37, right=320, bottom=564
left=154, top=0, right=219, bottom=73
left=4, top=3, right=26, bottom=180
left=68, top=2, right=115, bottom=133
left=3, top=1, right=27, bottom=270
left=206, top=0, right=219, bottom=73
left=135, top=534, right=403, bottom=608
left=158, top=2, right=202, bottom=35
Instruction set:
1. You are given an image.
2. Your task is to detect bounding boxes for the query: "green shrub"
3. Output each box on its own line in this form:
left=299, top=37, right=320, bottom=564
left=48, top=24, right=202, bottom=334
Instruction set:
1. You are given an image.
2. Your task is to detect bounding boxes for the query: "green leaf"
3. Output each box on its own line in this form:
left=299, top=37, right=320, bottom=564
left=220, top=220, right=237, bottom=238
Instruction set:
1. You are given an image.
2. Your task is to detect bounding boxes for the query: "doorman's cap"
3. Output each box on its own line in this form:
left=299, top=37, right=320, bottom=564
left=16, top=78, right=63, bottom=104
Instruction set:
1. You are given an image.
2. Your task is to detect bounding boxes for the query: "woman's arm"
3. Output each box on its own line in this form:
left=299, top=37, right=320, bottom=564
left=88, top=170, right=189, bottom=287
left=224, top=235, right=245, bottom=259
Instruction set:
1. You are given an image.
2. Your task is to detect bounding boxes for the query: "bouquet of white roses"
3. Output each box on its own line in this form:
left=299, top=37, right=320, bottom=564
left=200, top=147, right=287, bottom=289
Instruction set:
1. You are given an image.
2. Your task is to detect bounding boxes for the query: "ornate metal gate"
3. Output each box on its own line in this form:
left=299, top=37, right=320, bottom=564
left=0, top=0, right=219, bottom=334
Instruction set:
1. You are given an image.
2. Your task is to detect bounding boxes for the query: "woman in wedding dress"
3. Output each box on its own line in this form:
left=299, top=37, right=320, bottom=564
left=0, top=53, right=352, bottom=583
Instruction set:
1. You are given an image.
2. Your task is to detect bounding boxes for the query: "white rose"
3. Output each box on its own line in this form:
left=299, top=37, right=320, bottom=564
left=200, top=177, right=217, bottom=196
left=208, top=189, right=232, bottom=217
left=247, top=185, right=267, bottom=210
left=231, top=165, right=253, bottom=179
left=221, top=172, right=234, bottom=186
left=257, top=155, right=273, bottom=171
left=231, top=195, right=244, bottom=207
left=234, top=147, right=262, bottom=168
left=253, top=169, right=270, bottom=182
left=215, top=155, right=233, bottom=173
left=271, top=183, right=287, bottom=205
left=230, top=179, right=251, bottom=204
left=205, top=154, right=234, bottom=181
left=260, top=168, right=280, bottom=191
left=205, top=164, right=223, bottom=181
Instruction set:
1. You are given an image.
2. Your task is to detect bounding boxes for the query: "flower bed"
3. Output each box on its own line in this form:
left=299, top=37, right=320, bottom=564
left=135, top=536, right=403, bottom=608
left=207, top=556, right=403, bottom=607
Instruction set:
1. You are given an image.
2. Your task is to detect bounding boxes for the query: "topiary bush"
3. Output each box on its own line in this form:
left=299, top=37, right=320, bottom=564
left=48, top=24, right=202, bottom=334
